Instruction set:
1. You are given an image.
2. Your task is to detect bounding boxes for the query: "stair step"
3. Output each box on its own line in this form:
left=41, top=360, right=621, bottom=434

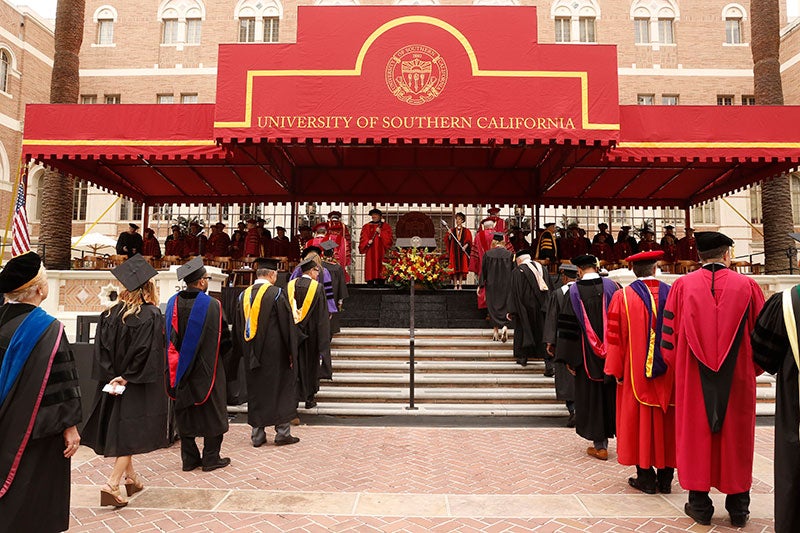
left=331, top=349, right=516, bottom=359
left=337, top=328, right=503, bottom=338
left=331, top=360, right=545, bottom=372
left=332, top=338, right=514, bottom=347
left=315, top=387, right=557, bottom=400
left=323, top=373, right=553, bottom=385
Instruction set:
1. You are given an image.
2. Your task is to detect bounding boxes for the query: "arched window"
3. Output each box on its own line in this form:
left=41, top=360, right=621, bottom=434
left=551, top=0, right=600, bottom=43
left=235, top=0, right=282, bottom=43
left=93, top=6, right=117, bottom=45
left=0, top=49, right=8, bottom=93
left=73, top=180, right=89, bottom=221
left=630, top=0, right=679, bottom=46
left=722, top=4, right=747, bottom=44
left=159, top=0, right=205, bottom=45
left=28, top=167, right=45, bottom=221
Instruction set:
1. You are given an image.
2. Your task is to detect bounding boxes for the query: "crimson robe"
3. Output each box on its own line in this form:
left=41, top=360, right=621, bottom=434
left=207, top=232, right=231, bottom=257
left=639, top=240, right=661, bottom=252
left=661, top=266, right=765, bottom=494
left=469, top=229, right=494, bottom=275
left=590, top=242, right=614, bottom=262
left=660, top=236, right=678, bottom=262
left=326, top=221, right=352, bottom=270
left=269, top=236, right=292, bottom=258
left=142, top=236, right=161, bottom=258
left=358, top=221, right=393, bottom=282
left=446, top=226, right=472, bottom=275
left=244, top=228, right=263, bottom=257
left=613, top=240, right=632, bottom=262
left=605, top=279, right=676, bottom=470
left=164, top=235, right=185, bottom=257
left=677, top=237, right=699, bottom=262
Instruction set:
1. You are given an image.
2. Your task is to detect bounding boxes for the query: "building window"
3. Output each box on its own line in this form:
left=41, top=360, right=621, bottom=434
left=158, top=1, right=205, bottom=45
left=578, top=17, right=596, bottom=43
left=554, top=17, right=571, bottom=42
left=658, top=18, right=674, bottom=44
left=81, top=94, right=97, bottom=104
left=717, top=95, right=734, bottom=106
left=97, top=18, right=114, bottom=45
left=793, top=176, right=800, bottom=225
left=239, top=17, right=256, bottom=42
left=742, top=95, right=756, bottom=105
left=0, top=50, right=8, bottom=93
left=105, top=94, right=121, bottom=104
left=181, top=93, right=198, bottom=103
left=73, top=180, right=88, bottom=221
left=634, top=18, right=650, bottom=44
left=749, top=185, right=762, bottom=224
left=157, top=94, right=174, bottom=104
left=186, top=17, right=202, bottom=44
left=725, top=18, right=742, bottom=44
left=120, top=199, right=143, bottom=221
left=661, top=94, right=679, bottom=105
left=162, top=18, right=179, bottom=44
left=637, top=94, right=655, bottom=105
left=692, top=202, right=717, bottom=225
left=264, top=16, right=280, bottom=43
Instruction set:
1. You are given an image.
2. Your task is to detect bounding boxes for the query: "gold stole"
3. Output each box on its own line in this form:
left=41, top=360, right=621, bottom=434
left=242, top=282, right=272, bottom=341
left=780, top=288, right=800, bottom=438
left=287, top=278, right=319, bottom=324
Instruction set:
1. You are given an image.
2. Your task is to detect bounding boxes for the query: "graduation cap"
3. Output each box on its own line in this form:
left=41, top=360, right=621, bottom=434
left=487, top=206, right=501, bottom=215
left=301, top=245, right=323, bottom=258
left=299, top=257, right=318, bottom=272
left=254, top=257, right=280, bottom=271
left=368, top=208, right=383, bottom=216
left=571, top=254, right=599, bottom=268
left=320, top=240, right=339, bottom=254
left=129, top=223, right=139, bottom=230
left=664, top=225, right=675, bottom=230
left=0, top=251, right=42, bottom=293
left=111, top=254, right=157, bottom=292
left=625, top=250, right=664, bottom=263
left=559, top=263, right=579, bottom=274
left=544, top=222, right=556, bottom=228
left=328, top=211, right=342, bottom=220
left=515, top=249, right=533, bottom=259
left=620, top=225, right=632, bottom=231
left=176, top=256, right=207, bottom=283
left=598, top=223, right=608, bottom=229
left=275, top=226, right=286, bottom=232
left=144, top=227, right=155, bottom=235
left=492, top=232, right=505, bottom=242
left=695, top=231, right=733, bottom=253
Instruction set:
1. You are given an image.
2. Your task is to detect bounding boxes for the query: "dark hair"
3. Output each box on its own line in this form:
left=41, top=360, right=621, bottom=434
left=699, top=245, right=729, bottom=262
left=256, top=268, right=274, bottom=277
left=632, top=261, right=657, bottom=278
left=562, top=270, right=578, bottom=280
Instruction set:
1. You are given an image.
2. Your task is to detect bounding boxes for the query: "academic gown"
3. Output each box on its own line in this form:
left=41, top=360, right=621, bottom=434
left=507, top=261, right=551, bottom=363
left=605, top=280, right=676, bottom=470
left=0, top=304, right=82, bottom=533
left=323, top=260, right=349, bottom=336
left=168, top=289, right=231, bottom=438
left=479, top=247, right=513, bottom=328
left=677, top=237, right=699, bottom=262
left=661, top=266, right=765, bottom=494
left=233, top=281, right=299, bottom=428
left=543, top=283, right=577, bottom=402
left=358, top=221, right=393, bottom=282
left=82, top=303, right=169, bottom=457
left=751, top=289, right=800, bottom=533
left=446, top=226, right=472, bottom=275
left=116, top=232, right=143, bottom=257
left=142, top=236, right=162, bottom=258
left=469, top=229, right=494, bottom=275
left=553, top=277, right=618, bottom=441
left=289, top=277, right=331, bottom=401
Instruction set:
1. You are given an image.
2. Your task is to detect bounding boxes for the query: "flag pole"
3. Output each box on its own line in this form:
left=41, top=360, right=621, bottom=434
left=0, top=157, right=27, bottom=266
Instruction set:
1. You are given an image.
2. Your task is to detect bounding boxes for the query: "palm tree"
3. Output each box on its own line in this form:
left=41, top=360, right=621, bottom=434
left=751, top=0, right=793, bottom=273
left=39, top=0, right=85, bottom=269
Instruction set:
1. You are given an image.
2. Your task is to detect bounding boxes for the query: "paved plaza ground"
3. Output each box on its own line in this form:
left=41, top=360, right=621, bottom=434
left=68, top=421, right=776, bottom=532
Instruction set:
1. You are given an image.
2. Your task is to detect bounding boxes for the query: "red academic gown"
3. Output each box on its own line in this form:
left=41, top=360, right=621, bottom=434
left=605, top=279, right=676, bottom=470
left=244, top=228, right=263, bottom=257
left=326, top=221, right=352, bottom=269
left=447, top=226, right=472, bottom=275
left=207, top=232, right=231, bottom=257
left=142, top=236, right=161, bottom=258
left=661, top=267, right=765, bottom=494
left=677, top=237, right=699, bottom=261
left=469, top=229, right=494, bottom=275
left=358, top=221, right=393, bottom=282
left=165, top=236, right=185, bottom=257
left=639, top=240, right=661, bottom=252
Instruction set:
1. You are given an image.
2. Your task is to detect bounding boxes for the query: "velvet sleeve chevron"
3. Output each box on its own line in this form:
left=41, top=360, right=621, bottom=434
left=751, top=292, right=789, bottom=375
left=660, top=279, right=681, bottom=368
left=31, top=328, right=82, bottom=440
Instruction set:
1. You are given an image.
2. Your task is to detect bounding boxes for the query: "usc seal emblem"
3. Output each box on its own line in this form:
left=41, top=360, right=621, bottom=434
left=385, top=44, right=448, bottom=105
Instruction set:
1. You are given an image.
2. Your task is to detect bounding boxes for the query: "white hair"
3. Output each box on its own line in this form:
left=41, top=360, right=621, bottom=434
left=4, top=266, right=47, bottom=303
left=483, top=220, right=496, bottom=229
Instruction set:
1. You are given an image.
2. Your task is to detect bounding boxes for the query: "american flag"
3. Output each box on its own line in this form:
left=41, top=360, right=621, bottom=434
left=11, top=178, right=31, bottom=256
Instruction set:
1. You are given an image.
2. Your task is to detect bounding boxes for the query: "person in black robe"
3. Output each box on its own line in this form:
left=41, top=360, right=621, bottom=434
left=233, top=258, right=300, bottom=448
left=751, top=288, right=800, bottom=533
left=321, top=239, right=349, bottom=337
left=543, top=263, right=579, bottom=427
left=116, top=223, right=144, bottom=258
left=289, top=258, right=331, bottom=409
left=480, top=233, right=514, bottom=342
left=82, top=255, right=169, bottom=507
left=507, top=249, right=551, bottom=366
left=0, top=252, right=82, bottom=533
left=552, top=254, right=618, bottom=459
left=166, top=257, right=232, bottom=472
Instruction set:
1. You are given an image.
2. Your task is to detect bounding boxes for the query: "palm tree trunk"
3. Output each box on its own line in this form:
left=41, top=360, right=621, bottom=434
left=751, top=0, right=793, bottom=273
left=39, top=0, right=84, bottom=269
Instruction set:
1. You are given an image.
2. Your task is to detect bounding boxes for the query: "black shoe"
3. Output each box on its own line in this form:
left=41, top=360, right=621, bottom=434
left=181, top=461, right=202, bottom=472
left=305, top=400, right=317, bottom=409
left=543, top=367, right=555, bottom=377
left=684, top=503, right=712, bottom=526
left=275, top=435, right=300, bottom=446
left=251, top=427, right=267, bottom=448
left=628, top=476, right=657, bottom=495
left=201, top=457, right=231, bottom=472
left=658, top=481, right=672, bottom=494
left=730, top=513, right=749, bottom=527
left=566, top=413, right=576, bottom=428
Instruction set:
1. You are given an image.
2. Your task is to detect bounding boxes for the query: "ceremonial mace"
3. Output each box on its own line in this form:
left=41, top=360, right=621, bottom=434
left=440, top=219, right=469, bottom=256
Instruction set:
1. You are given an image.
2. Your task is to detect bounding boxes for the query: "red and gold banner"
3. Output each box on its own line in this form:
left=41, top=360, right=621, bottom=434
left=214, top=6, right=620, bottom=144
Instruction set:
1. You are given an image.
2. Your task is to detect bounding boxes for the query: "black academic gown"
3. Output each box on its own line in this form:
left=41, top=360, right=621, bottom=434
left=233, top=281, right=299, bottom=427
left=170, top=289, right=230, bottom=438
left=751, top=290, right=800, bottom=533
left=552, top=277, right=617, bottom=441
left=543, top=284, right=576, bottom=402
left=292, top=277, right=331, bottom=401
left=116, top=232, right=144, bottom=257
left=507, top=262, right=552, bottom=363
left=0, top=304, right=82, bottom=533
left=480, top=247, right=513, bottom=328
left=82, top=303, right=169, bottom=457
left=323, top=260, right=349, bottom=336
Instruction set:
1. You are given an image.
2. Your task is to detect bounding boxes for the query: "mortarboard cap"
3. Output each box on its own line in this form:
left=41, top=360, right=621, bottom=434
left=559, top=263, right=579, bottom=273
left=254, top=257, right=280, bottom=271
left=111, top=254, right=157, bottom=292
left=695, top=231, right=733, bottom=253
left=214, top=222, right=225, bottom=228
left=571, top=254, right=599, bottom=268
left=129, top=223, right=139, bottom=230
left=0, top=251, right=42, bottom=293
left=455, top=211, right=466, bottom=220
left=176, top=256, right=207, bottom=283
left=299, top=257, right=317, bottom=272
left=320, top=240, right=339, bottom=252
left=621, top=225, right=631, bottom=230
left=544, top=222, right=556, bottom=228
left=144, top=227, right=155, bottom=235
left=598, top=222, right=608, bottom=228
left=789, top=232, right=800, bottom=243
left=492, top=232, right=505, bottom=242
left=368, top=208, right=383, bottom=216
left=664, top=225, right=675, bottom=230
left=625, top=250, right=664, bottom=263
left=301, top=245, right=323, bottom=258
left=515, top=249, right=533, bottom=259
left=328, top=211, right=342, bottom=219
left=275, top=226, right=286, bottom=232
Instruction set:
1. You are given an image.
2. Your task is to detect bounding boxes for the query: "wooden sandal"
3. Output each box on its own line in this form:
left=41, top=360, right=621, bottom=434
left=124, top=472, right=144, bottom=497
left=100, top=483, right=128, bottom=507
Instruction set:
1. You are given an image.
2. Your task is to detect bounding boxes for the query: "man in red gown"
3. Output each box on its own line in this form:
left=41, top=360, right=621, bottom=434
left=269, top=226, right=292, bottom=257
left=484, top=206, right=505, bottom=232
left=326, top=211, right=352, bottom=278
left=605, top=250, right=676, bottom=495
left=677, top=227, right=699, bottom=262
left=660, top=225, right=678, bottom=263
left=206, top=223, right=231, bottom=257
left=469, top=219, right=497, bottom=277
left=310, top=222, right=328, bottom=249
left=446, top=212, right=472, bottom=290
left=358, top=208, right=393, bottom=285
left=244, top=219, right=263, bottom=257
left=660, top=231, right=765, bottom=528
left=164, top=225, right=185, bottom=257
left=638, top=229, right=661, bottom=252
left=142, top=228, right=161, bottom=258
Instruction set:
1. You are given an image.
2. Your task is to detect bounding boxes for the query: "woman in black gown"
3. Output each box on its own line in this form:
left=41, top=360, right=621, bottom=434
left=82, top=255, right=169, bottom=507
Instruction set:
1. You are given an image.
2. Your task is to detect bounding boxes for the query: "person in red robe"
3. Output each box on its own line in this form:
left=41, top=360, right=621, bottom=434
left=358, top=208, right=393, bottom=285
left=269, top=226, right=292, bottom=257
left=310, top=222, right=329, bottom=249
left=142, top=228, right=161, bottom=258
left=484, top=206, right=505, bottom=232
left=590, top=233, right=614, bottom=263
left=592, top=222, right=615, bottom=246
left=605, top=250, right=676, bottom=495
left=326, top=211, right=352, bottom=278
left=677, top=227, right=700, bottom=262
left=243, top=219, right=263, bottom=257
left=446, top=212, right=472, bottom=290
left=660, top=225, right=678, bottom=263
left=638, top=229, right=661, bottom=252
left=613, top=226, right=635, bottom=261
left=164, top=225, right=185, bottom=257
left=469, top=219, right=496, bottom=277
left=206, top=223, right=231, bottom=257
left=184, top=221, right=207, bottom=257
left=290, top=225, right=313, bottom=263
left=660, top=231, right=765, bottom=528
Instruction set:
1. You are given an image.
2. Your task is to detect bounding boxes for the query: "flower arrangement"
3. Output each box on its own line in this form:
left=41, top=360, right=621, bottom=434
left=384, top=248, right=452, bottom=290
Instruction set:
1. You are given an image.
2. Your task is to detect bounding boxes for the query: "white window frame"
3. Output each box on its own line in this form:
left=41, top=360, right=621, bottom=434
left=181, top=93, right=198, bottom=103
left=158, top=0, right=206, bottom=49
left=722, top=4, right=747, bottom=46
left=629, top=0, right=679, bottom=50
left=92, top=6, right=117, bottom=47
left=637, top=94, right=655, bottom=105
left=157, top=93, right=175, bottom=104
left=234, top=0, right=283, bottom=43
left=550, top=0, right=600, bottom=44
left=661, top=94, right=679, bottom=105
left=104, top=94, right=121, bottom=104
left=81, top=94, right=98, bottom=104
left=717, top=95, right=734, bottom=106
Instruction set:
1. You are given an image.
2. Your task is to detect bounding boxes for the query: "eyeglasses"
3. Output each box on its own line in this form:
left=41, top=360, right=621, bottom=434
left=203, top=276, right=213, bottom=280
